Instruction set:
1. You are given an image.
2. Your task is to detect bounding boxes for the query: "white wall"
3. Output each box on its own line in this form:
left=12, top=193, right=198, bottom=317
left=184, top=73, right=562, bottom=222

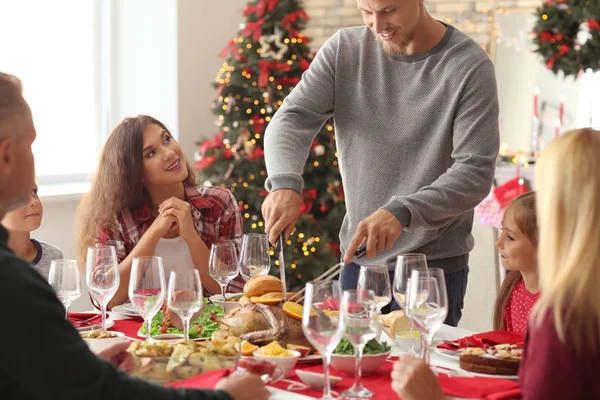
left=177, top=0, right=249, bottom=163
left=109, top=0, right=178, bottom=136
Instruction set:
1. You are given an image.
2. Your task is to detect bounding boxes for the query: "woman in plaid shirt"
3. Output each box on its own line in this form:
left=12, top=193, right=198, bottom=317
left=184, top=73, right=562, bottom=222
left=77, top=115, right=244, bottom=309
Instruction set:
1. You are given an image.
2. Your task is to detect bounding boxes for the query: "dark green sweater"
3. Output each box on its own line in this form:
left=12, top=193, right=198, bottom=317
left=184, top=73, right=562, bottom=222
left=0, top=225, right=232, bottom=400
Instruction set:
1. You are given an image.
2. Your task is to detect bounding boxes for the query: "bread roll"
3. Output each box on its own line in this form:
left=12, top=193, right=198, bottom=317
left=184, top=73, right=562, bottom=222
left=243, top=275, right=282, bottom=298
left=389, top=313, right=411, bottom=338
left=381, top=310, right=406, bottom=327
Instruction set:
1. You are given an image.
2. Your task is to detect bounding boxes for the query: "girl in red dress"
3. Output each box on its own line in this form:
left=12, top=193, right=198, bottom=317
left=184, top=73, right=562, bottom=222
left=493, top=192, right=540, bottom=333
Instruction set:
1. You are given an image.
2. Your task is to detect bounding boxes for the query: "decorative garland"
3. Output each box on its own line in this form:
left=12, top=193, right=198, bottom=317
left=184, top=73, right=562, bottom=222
left=532, top=0, right=600, bottom=79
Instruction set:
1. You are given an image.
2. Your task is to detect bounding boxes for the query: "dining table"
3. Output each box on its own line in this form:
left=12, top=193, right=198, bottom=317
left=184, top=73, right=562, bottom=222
left=98, top=310, right=517, bottom=400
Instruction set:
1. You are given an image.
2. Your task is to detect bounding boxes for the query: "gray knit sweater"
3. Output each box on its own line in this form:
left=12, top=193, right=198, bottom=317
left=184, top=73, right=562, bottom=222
left=264, top=25, right=499, bottom=271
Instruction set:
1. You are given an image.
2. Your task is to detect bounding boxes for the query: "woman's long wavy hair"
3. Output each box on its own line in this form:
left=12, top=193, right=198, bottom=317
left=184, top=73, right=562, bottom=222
left=492, top=192, right=538, bottom=330
left=76, top=115, right=195, bottom=262
left=533, top=128, right=600, bottom=355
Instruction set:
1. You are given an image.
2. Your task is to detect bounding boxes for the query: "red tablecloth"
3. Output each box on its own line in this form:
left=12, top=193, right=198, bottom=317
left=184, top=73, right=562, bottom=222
left=269, top=357, right=520, bottom=400
left=109, top=322, right=521, bottom=399
left=110, top=319, right=143, bottom=339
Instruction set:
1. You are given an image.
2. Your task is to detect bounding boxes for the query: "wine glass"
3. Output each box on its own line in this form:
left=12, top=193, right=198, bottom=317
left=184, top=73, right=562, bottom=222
left=128, top=256, right=166, bottom=342
left=48, top=259, right=81, bottom=319
left=302, top=280, right=347, bottom=400
left=406, top=268, right=448, bottom=365
left=167, top=270, right=203, bottom=341
left=86, top=245, right=120, bottom=331
left=341, top=289, right=379, bottom=399
left=238, top=233, right=271, bottom=281
left=357, top=264, right=392, bottom=314
left=392, top=253, right=429, bottom=355
left=209, top=241, right=240, bottom=304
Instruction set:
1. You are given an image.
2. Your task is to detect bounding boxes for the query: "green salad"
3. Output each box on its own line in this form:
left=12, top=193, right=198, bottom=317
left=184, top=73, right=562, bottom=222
left=334, top=338, right=391, bottom=355
left=139, top=299, right=225, bottom=339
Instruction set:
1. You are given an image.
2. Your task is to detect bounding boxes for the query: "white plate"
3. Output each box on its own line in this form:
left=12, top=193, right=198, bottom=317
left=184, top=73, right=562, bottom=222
left=121, top=302, right=138, bottom=313
left=433, top=347, right=459, bottom=359
left=76, top=319, right=115, bottom=332
left=296, top=370, right=341, bottom=389
left=111, top=304, right=141, bottom=318
left=462, top=369, right=519, bottom=380
left=136, top=327, right=210, bottom=341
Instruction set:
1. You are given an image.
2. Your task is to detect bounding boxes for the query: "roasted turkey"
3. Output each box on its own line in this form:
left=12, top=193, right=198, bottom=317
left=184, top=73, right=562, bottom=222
left=211, top=303, right=312, bottom=349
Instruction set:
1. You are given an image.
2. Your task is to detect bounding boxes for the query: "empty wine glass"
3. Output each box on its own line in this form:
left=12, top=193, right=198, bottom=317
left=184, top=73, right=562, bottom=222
left=48, top=259, right=81, bottom=319
left=341, top=289, right=379, bottom=399
left=167, top=270, right=203, bottom=341
left=406, top=268, right=448, bottom=365
left=209, top=241, right=239, bottom=305
left=238, top=233, right=270, bottom=281
left=357, top=264, right=392, bottom=313
left=128, top=256, right=166, bottom=342
left=392, top=253, right=429, bottom=355
left=302, top=280, right=347, bottom=400
left=86, top=245, right=120, bottom=331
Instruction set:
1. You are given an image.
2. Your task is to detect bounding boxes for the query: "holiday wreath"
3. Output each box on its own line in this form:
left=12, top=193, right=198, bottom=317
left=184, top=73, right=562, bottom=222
left=532, top=0, right=600, bottom=79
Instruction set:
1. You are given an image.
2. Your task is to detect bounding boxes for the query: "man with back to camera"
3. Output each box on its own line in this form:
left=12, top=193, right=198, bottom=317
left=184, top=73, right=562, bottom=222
left=261, top=0, right=499, bottom=325
left=0, top=71, right=269, bottom=400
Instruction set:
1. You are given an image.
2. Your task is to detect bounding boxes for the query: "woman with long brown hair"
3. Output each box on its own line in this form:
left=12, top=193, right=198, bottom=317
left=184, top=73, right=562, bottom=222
left=492, top=191, right=539, bottom=333
left=77, top=115, right=243, bottom=308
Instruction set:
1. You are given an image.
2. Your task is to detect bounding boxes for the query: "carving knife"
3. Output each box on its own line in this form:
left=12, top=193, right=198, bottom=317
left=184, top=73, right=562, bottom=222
left=276, top=232, right=287, bottom=301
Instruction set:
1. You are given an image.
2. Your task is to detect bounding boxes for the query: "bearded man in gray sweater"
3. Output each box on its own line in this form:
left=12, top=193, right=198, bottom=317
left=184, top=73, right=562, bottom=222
left=262, top=0, right=499, bottom=326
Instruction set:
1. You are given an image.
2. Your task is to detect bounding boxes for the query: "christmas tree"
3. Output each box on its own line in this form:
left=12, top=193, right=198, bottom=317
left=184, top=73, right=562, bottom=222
left=195, top=0, right=346, bottom=290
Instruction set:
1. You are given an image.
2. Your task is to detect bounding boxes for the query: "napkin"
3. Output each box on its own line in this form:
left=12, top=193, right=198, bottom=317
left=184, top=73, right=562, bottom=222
left=68, top=312, right=103, bottom=328
left=438, top=374, right=521, bottom=400
left=163, top=368, right=231, bottom=389
left=437, top=330, right=525, bottom=350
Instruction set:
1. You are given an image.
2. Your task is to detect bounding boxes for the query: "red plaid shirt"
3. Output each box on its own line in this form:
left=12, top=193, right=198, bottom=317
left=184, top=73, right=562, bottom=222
left=96, top=184, right=245, bottom=294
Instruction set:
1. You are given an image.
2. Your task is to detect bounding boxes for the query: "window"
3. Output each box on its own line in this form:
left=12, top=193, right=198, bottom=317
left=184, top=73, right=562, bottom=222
left=0, top=0, right=106, bottom=185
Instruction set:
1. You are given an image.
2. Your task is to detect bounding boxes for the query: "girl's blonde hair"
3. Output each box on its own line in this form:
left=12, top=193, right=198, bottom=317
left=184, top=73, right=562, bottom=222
left=534, top=127, right=600, bottom=355
left=492, top=191, right=537, bottom=330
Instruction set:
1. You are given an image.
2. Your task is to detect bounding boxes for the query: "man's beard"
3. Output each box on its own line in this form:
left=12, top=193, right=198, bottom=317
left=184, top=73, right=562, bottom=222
left=371, top=28, right=411, bottom=55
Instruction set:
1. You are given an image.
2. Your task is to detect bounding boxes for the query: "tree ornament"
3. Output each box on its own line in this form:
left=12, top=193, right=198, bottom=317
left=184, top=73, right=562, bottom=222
left=314, top=144, right=325, bottom=156
left=259, top=28, right=289, bottom=60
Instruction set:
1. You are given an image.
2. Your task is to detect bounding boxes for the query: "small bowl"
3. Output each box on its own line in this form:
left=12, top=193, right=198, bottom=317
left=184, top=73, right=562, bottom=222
left=330, top=351, right=391, bottom=376
left=296, top=370, right=342, bottom=389
left=209, top=293, right=243, bottom=314
left=395, top=331, right=421, bottom=354
left=81, top=331, right=125, bottom=353
left=252, top=349, right=301, bottom=378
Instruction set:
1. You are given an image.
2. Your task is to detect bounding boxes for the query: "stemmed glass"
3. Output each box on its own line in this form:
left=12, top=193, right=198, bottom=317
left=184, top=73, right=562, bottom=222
left=48, top=259, right=81, bottom=319
left=86, top=245, right=120, bottom=331
left=238, top=233, right=271, bottom=281
left=406, top=268, right=448, bottom=365
left=392, top=253, right=429, bottom=355
left=302, top=281, right=347, bottom=400
left=209, top=241, right=240, bottom=304
left=167, top=270, right=203, bottom=341
left=357, top=264, right=392, bottom=315
left=341, top=289, right=379, bottom=399
left=128, top=256, right=166, bottom=342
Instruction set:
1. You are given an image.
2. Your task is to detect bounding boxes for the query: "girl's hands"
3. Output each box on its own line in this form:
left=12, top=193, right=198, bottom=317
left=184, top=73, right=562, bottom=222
left=148, top=213, right=178, bottom=239
left=158, top=197, right=197, bottom=241
left=391, top=356, right=447, bottom=400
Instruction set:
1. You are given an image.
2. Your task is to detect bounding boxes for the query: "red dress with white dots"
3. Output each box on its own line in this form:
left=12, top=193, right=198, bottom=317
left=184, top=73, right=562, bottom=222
left=503, top=278, right=540, bottom=334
